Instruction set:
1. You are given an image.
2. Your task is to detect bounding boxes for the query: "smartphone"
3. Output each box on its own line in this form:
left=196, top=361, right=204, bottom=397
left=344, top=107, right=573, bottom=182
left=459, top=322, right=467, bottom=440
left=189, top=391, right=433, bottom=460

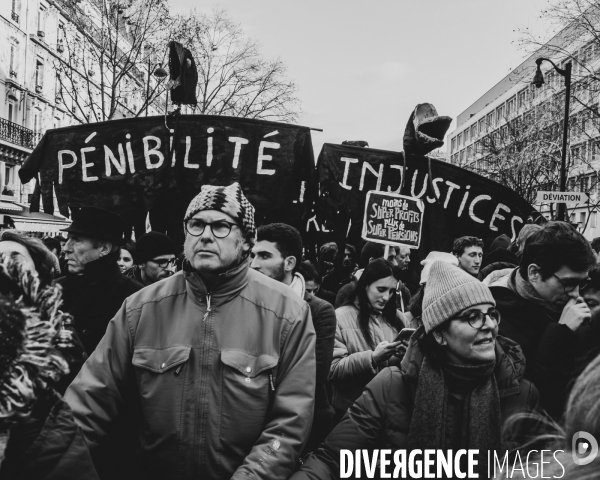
left=394, top=328, right=416, bottom=343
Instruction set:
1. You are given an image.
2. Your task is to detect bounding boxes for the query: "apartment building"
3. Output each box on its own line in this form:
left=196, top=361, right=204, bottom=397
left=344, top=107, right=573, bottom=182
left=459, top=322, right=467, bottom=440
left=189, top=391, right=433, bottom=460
left=1, top=0, right=163, bottom=235
left=447, top=22, right=600, bottom=240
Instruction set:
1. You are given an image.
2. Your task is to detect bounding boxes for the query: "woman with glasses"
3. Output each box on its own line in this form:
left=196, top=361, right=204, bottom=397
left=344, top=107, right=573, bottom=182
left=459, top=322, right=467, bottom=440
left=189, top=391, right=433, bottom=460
left=292, top=261, right=538, bottom=480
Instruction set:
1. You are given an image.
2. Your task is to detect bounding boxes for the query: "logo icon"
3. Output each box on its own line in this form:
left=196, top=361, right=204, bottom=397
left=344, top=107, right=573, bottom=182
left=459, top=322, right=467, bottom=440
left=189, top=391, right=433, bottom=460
left=572, top=431, right=599, bottom=466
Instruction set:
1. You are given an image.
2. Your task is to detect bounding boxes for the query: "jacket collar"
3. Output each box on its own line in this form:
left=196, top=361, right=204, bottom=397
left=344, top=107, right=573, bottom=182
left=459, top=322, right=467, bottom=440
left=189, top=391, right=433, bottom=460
left=64, top=250, right=121, bottom=286
left=184, top=257, right=250, bottom=306
left=401, top=326, right=525, bottom=398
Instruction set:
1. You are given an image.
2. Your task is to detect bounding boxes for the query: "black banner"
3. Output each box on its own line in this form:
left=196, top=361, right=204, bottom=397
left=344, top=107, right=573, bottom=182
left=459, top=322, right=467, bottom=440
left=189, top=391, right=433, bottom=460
left=20, top=115, right=314, bottom=242
left=304, top=143, right=537, bottom=259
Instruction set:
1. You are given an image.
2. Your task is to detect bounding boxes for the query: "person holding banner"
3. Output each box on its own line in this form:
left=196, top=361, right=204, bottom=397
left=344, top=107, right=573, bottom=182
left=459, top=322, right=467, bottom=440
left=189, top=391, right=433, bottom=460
left=329, top=258, right=404, bottom=423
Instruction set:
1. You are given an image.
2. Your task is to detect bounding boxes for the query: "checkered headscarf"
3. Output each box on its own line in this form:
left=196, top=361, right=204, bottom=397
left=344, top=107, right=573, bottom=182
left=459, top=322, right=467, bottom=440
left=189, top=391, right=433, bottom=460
left=184, top=183, right=256, bottom=237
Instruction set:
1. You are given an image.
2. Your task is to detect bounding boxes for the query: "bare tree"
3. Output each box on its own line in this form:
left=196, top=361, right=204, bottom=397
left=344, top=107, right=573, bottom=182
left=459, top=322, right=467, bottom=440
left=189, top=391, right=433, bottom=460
left=54, top=0, right=171, bottom=123
left=171, top=8, right=300, bottom=122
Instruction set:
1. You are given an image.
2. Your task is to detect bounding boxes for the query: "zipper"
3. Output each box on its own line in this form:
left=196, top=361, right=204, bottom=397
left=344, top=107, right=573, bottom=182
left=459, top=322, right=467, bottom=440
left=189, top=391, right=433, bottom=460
left=202, top=293, right=212, bottom=322
left=269, top=370, right=275, bottom=392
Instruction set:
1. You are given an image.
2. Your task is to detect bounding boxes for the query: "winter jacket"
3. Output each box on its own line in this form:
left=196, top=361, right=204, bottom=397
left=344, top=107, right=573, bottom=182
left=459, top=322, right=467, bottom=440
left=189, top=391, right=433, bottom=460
left=303, top=293, right=336, bottom=455
left=0, top=390, right=99, bottom=480
left=292, top=335, right=538, bottom=480
left=65, top=258, right=316, bottom=480
left=489, top=270, right=576, bottom=418
left=329, top=304, right=403, bottom=412
left=54, top=251, right=143, bottom=355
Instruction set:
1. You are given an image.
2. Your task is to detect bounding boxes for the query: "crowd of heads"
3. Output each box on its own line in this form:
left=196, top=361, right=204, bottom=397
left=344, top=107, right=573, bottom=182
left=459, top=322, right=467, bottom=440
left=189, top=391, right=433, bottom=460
left=5, top=182, right=600, bottom=479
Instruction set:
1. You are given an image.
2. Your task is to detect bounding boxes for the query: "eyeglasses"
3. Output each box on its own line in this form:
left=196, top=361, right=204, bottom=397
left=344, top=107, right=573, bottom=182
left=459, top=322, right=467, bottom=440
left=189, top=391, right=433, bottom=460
left=150, top=258, right=177, bottom=268
left=552, top=274, right=590, bottom=293
left=452, top=308, right=501, bottom=330
left=184, top=219, right=238, bottom=238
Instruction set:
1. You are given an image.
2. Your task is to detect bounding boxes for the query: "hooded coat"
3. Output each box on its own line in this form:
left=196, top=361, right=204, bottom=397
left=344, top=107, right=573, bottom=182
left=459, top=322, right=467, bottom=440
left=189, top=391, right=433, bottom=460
left=292, top=333, right=538, bottom=480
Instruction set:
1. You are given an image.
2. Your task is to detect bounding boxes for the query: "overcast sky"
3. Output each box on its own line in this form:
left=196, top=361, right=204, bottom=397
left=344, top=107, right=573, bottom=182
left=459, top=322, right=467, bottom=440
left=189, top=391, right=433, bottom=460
left=169, top=0, right=554, bottom=157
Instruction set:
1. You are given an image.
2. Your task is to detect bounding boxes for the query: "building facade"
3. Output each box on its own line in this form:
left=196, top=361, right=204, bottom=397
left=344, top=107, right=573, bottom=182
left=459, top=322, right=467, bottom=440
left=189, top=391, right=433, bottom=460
left=447, top=22, right=600, bottom=240
left=1, top=0, right=164, bottom=235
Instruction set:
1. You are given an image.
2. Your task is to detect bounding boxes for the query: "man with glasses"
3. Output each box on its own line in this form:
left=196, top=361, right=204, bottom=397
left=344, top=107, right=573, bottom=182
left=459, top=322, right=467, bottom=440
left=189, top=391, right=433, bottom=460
left=126, top=231, right=177, bottom=286
left=66, top=183, right=316, bottom=480
left=488, top=221, right=596, bottom=418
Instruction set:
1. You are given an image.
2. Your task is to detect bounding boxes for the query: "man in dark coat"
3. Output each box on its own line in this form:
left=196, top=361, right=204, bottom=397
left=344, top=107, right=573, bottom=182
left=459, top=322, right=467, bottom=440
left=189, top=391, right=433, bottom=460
left=56, top=207, right=143, bottom=356
left=251, top=223, right=336, bottom=455
left=488, top=221, right=595, bottom=418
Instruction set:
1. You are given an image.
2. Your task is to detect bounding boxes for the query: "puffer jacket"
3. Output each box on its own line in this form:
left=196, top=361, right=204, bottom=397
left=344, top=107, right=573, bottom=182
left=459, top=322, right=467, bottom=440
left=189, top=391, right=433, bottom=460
left=293, top=333, right=538, bottom=480
left=329, top=304, right=402, bottom=412
left=65, top=258, right=316, bottom=480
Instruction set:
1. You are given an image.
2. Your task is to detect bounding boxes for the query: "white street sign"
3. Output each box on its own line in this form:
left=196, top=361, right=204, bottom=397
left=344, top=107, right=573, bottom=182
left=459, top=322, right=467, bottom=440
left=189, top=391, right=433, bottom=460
left=536, top=191, right=589, bottom=204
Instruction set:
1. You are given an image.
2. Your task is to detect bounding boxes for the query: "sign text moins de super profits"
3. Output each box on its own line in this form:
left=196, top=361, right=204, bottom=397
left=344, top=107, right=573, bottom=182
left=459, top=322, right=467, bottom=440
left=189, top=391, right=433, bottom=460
left=362, top=191, right=425, bottom=249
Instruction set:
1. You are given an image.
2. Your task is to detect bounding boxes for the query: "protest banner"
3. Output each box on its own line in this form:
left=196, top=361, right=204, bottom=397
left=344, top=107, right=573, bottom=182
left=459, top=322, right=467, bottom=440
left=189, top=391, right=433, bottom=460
left=19, top=115, right=314, bottom=241
left=304, top=143, right=537, bottom=258
left=362, top=191, right=424, bottom=249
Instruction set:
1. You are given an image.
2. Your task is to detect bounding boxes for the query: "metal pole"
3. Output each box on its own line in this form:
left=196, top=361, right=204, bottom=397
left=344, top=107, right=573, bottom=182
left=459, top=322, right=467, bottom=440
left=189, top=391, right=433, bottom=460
left=558, top=61, right=572, bottom=221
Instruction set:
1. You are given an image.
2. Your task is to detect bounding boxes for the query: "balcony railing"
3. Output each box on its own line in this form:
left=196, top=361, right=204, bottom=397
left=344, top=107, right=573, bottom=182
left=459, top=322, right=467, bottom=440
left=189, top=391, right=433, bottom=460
left=0, top=118, right=38, bottom=149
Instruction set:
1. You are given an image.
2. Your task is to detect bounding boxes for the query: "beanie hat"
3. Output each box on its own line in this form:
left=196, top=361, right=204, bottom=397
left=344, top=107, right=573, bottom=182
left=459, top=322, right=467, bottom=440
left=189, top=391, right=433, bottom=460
left=136, top=232, right=177, bottom=264
left=421, top=261, right=495, bottom=333
left=420, top=251, right=459, bottom=285
left=184, top=182, right=255, bottom=237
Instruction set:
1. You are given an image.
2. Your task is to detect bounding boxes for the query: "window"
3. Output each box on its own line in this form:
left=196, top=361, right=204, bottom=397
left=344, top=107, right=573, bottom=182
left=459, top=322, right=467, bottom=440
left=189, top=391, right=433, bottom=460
left=581, top=175, right=590, bottom=192
left=11, top=0, right=20, bottom=22
left=507, top=96, right=516, bottom=116
left=580, top=211, right=587, bottom=227
left=486, top=112, right=493, bottom=129
left=451, top=137, right=456, bottom=152
left=495, top=105, right=505, bottom=126
left=478, top=118, right=485, bottom=134
left=9, top=44, right=17, bottom=76
left=570, top=212, right=576, bottom=223
left=457, top=133, right=462, bottom=148
left=467, top=145, right=473, bottom=160
left=463, top=129, right=469, bottom=144
left=38, top=5, right=46, bottom=34
left=35, top=60, right=44, bottom=89
left=470, top=124, right=477, bottom=140
left=518, top=89, right=528, bottom=109
left=592, top=212, right=598, bottom=228
left=7, top=101, right=17, bottom=123
left=33, top=110, right=41, bottom=135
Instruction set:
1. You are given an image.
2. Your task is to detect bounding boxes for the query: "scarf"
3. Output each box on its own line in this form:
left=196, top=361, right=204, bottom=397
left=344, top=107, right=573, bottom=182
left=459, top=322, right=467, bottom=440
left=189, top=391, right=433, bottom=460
left=406, top=355, right=502, bottom=478
left=508, top=268, right=563, bottom=316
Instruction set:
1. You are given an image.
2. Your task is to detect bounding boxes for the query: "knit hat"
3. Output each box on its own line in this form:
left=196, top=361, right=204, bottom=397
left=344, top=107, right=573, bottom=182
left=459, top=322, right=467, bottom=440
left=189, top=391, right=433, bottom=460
left=136, top=232, right=177, bottom=264
left=422, top=261, right=495, bottom=333
left=420, top=251, right=459, bottom=284
left=184, top=183, right=255, bottom=237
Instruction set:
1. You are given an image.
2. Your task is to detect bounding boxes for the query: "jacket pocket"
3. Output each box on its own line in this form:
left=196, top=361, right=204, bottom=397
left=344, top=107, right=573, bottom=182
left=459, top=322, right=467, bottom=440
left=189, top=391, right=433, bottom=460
left=132, top=346, right=192, bottom=451
left=219, top=350, right=279, bottom=449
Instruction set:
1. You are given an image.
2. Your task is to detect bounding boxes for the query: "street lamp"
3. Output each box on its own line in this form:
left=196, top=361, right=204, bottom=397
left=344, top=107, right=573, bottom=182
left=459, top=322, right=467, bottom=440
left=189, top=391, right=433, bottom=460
left=145, top=62, right=168, bottom=115
left=531, top=57, right=572, bottom=221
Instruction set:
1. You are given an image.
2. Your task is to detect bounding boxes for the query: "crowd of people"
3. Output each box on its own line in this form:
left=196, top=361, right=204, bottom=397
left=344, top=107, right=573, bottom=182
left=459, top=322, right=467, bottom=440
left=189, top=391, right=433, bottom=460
left=1, top=181, right=600, bottom=479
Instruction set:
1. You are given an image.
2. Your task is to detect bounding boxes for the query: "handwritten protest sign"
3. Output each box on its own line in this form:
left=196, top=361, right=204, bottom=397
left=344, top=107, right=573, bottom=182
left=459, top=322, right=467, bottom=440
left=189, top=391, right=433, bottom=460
left=304, top=143, right=537, bottom=258
left=362, top=191, right=424, bottom=249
